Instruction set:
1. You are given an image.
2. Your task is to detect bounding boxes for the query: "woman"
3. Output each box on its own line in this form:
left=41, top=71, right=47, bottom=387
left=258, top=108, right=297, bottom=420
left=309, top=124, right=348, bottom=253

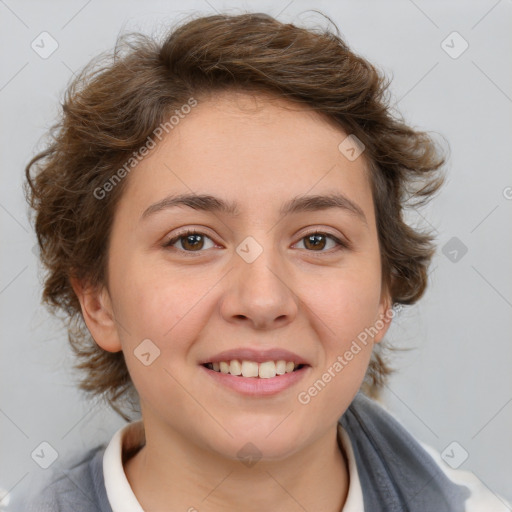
left=24, top=11, right=510, bottom=511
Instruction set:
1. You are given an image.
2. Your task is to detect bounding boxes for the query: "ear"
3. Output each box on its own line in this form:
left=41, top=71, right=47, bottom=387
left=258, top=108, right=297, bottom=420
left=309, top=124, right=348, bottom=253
left=70, top=277, right=122, bottom=353
left=373, top=289, right=393, bottom=344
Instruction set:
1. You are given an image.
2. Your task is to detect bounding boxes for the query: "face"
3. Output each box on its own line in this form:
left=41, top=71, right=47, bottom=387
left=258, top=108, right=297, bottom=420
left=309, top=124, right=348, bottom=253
left=86, top=91, right=391, bottom=460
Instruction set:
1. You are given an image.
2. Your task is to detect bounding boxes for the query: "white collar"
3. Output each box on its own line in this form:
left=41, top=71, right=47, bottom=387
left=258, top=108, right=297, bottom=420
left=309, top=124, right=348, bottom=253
left=103, top=420, right=364, bottom=511
left=103, top=420, right=144, bottom=512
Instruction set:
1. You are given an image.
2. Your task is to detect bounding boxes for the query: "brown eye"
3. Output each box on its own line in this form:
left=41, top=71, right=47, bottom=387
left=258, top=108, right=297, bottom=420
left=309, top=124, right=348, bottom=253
left=180, top=233, right=205, bottom=251
left=164, top=231, right=215, bottom=252
left=304, top=233, right=327, bottom=250
left=296, top=232, right=346, bottom=252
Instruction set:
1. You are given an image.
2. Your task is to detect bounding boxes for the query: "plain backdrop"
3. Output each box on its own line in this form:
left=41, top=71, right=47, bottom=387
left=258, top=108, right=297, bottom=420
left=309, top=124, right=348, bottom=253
left=1, top=0, right=511, bottom=509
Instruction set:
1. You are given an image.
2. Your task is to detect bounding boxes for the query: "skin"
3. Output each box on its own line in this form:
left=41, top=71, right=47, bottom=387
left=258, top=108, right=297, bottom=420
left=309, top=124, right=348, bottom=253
left=73, top=90, right=392, bottom=512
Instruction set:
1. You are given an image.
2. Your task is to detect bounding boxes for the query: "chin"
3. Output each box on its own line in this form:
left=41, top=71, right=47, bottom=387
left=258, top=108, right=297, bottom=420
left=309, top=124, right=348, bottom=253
left=204, top=424, right=307, bottom=463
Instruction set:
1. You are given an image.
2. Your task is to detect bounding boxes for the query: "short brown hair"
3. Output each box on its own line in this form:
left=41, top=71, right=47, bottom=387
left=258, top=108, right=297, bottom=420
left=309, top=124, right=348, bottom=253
left=25, top=12, right=445, bottom=419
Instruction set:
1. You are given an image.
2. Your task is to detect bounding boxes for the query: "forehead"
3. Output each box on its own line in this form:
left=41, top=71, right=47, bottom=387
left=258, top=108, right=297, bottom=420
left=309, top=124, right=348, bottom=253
left=120, top=91, right=375, bottom=222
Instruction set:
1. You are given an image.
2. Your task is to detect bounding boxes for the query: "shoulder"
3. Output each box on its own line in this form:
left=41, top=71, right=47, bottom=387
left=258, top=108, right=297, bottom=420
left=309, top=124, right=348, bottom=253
left=25, top=445, right=112, bottom=512
left=340, top=392, right=511, bottom=511
left=417, top=441, right=512, bottom=512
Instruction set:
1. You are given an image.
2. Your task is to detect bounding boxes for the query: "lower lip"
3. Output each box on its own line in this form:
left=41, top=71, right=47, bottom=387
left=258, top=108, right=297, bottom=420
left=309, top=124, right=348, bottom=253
left=199, top=365, right=311, bottom=397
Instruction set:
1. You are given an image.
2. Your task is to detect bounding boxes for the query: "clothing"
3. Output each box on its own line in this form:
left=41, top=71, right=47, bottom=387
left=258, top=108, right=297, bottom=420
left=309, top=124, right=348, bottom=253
left=25, top=392, right=511, bottom=511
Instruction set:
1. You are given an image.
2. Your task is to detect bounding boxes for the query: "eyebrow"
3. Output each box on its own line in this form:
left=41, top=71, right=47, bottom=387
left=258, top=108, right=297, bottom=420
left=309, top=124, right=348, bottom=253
left=140, top=192, right=367, bottom=224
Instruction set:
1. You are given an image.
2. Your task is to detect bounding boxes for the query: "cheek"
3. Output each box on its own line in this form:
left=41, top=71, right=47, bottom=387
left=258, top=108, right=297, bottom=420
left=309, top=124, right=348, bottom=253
left=296, top=273, right=380, bottom=423
left=304, top=257, right=383, bottom=345
left=112, top=268, right=214, bottom=408
left=108, top=241, right=211, bottom=337
left=115, top=276, right=210, bottom=346
left=108, top=257, right=220, bottom=401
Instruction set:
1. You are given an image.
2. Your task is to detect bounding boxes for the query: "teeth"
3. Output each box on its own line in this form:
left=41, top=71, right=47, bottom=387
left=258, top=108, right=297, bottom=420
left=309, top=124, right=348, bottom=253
left=241, top=361, right=259, bottom=378
left=259, top=361, right=276, bottom=379
left=229, top=360, right=242, bottom=376
left=207, top=359, right=302, bottom=378
left=276, top=360, right=286, bottom=375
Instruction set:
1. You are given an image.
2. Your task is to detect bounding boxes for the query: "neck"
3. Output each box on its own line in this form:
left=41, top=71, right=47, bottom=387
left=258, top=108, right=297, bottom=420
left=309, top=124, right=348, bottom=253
left=124, top=420, right=349, bottom=512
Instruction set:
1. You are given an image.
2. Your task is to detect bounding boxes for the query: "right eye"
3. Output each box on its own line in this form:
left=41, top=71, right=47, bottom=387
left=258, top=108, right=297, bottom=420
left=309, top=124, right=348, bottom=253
left=162, top=230, right=217, bottom=253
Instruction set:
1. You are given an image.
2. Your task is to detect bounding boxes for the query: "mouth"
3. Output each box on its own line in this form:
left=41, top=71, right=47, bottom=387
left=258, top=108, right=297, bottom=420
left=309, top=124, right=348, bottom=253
left=201, top=360, right=308, bottom=379
left=199, top=359, right=311, bottom=397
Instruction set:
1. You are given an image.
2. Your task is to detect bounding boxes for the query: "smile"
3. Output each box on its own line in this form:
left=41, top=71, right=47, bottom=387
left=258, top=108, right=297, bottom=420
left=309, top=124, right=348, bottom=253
left=202, top=360, right=306, bottom=379
left=200, top=361, right=311, bottom=396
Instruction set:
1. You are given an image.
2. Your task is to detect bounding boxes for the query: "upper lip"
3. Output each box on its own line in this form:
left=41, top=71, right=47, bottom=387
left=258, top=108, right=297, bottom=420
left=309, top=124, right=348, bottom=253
left=199, top=348, right=310, bottom=366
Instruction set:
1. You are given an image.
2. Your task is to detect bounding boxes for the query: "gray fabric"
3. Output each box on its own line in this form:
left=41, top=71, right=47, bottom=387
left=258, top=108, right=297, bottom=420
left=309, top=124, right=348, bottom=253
left=24, top=391, right=471, bottom=511
left=340, top=392, right=470, bottom=511
left=25, top=446, right=112, bottom=512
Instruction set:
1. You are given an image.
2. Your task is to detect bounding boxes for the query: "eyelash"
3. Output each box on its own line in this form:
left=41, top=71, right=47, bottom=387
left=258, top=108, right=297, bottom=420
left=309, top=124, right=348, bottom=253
left=162, top=229, right=349, bottom=256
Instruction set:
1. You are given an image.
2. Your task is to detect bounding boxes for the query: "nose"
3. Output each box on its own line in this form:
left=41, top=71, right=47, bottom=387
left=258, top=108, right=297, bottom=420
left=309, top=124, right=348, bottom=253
left=219, top=245, right=299, bottom=330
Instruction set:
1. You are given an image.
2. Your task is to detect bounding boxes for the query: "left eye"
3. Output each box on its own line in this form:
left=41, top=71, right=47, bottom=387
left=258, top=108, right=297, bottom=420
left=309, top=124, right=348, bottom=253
left=295, top=233, right=344, bottom=252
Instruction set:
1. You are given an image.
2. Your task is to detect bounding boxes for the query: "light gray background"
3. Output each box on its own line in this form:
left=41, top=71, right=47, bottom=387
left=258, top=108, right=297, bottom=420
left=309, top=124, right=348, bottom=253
left=1, top=0, right=511, bottom=509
